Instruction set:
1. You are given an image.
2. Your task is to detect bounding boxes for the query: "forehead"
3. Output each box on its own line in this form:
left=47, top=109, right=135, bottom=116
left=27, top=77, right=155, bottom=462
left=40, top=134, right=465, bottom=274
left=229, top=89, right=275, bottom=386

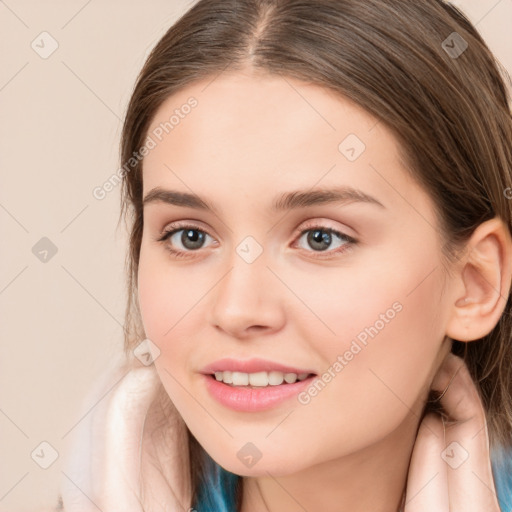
left=145, top=70, right=381, bottom=158
left=141, top=70, right=428, bottom=219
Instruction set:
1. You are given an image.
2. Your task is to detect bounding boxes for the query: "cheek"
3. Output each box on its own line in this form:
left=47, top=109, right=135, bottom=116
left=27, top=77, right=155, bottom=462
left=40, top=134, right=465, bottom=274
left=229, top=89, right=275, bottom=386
left=286, top=245, right=442, bottom=363
left=295, top=249, right=446, bottom=447
left=137, top=253, right=200, bottom=416
left=137, top=242, right=202, bottom=345
left=137, top=247, right=198, bottom=376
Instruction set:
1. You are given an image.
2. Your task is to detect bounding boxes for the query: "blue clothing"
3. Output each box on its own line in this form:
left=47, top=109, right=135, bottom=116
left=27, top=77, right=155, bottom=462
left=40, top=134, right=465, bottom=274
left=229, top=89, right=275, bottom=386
left=193, top=450, right=239, bottom=512
left=492, top=445, right=512, bottom=512
left=193, top=446, right=512, bottom=511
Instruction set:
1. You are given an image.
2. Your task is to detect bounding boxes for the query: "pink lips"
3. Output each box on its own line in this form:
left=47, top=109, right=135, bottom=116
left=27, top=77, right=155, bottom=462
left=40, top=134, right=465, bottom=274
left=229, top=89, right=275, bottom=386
left=199, top=357, right=315, bottom=375
left=199, top=357, right=317, bottom=412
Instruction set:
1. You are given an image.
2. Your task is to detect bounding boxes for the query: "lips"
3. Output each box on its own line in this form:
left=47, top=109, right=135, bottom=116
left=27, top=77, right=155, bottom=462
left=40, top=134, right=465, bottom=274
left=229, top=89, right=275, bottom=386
left=199, top=357, right=318, bottom=412
left=202, top=372, right=317, bottom=412
left=199, top=357, right=316, bottom=375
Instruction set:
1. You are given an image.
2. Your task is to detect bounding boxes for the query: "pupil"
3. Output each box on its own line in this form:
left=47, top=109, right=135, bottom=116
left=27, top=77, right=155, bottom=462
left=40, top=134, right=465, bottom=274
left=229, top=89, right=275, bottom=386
left=309, top=229, right=331, bottom=251
left=182, top=229, right=204, bottom=249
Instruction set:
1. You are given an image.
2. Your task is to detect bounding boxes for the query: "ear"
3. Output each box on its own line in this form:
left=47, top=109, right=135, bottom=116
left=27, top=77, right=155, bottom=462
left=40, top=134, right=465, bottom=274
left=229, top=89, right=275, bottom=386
left=445, top=217, right=512, bottom=342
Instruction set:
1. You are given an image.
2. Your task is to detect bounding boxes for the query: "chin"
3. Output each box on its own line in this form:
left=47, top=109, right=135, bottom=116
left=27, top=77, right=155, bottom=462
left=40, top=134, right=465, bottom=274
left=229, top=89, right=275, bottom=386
left=210, top=449, right=307, bottom=477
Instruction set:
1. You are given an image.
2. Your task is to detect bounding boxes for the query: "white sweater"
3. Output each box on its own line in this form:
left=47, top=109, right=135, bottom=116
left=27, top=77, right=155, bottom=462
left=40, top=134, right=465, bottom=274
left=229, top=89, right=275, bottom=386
left=57, top=357, right=192, bottom=512
left=56, top=357, right=512, bottom=512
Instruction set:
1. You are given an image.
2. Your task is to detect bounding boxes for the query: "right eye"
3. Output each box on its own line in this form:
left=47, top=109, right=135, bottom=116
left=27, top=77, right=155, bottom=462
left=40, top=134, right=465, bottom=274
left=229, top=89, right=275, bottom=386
left=156, top=223, right=217, bottom=258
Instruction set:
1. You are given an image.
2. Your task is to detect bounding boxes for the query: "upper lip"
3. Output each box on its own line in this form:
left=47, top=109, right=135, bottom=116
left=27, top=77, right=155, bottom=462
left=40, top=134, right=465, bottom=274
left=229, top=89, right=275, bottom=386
left=200, top=357, right=316, bottom=375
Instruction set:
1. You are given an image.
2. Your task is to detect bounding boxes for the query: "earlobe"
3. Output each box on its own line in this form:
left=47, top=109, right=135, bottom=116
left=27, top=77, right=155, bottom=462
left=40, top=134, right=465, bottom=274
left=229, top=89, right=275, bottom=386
left=445, top=217, right=512, bottom=342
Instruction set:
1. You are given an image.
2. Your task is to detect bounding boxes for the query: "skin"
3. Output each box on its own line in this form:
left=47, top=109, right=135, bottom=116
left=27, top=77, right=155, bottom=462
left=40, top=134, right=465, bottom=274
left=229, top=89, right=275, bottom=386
left=137, top=67, right=511, bottom=511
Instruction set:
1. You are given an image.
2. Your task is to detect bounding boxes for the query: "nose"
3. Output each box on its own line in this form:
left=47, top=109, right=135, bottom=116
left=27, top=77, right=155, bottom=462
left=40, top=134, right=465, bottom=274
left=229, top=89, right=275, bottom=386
left=208, top=253, right=285, bottom=339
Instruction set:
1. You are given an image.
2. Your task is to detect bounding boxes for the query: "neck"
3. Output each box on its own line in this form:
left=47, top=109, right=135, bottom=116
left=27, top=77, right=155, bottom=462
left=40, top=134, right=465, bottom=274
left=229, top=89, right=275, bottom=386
left=240, top=406, right=422, bottom=512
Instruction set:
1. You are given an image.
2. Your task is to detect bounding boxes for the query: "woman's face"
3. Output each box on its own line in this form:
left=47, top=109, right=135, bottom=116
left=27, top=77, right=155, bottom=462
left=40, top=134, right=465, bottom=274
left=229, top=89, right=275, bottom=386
left=138, top=69, right=454, bottom=476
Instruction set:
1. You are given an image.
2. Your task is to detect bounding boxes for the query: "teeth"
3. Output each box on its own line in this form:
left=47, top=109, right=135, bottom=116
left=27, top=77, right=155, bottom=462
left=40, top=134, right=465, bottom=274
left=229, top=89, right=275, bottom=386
left=268, top=371, right=284, bottom=385
left=249, top=371, right=268, bottom=386
left=213, top=370, right=310, bottom=387
left=232, top=371, right=249, bottom=386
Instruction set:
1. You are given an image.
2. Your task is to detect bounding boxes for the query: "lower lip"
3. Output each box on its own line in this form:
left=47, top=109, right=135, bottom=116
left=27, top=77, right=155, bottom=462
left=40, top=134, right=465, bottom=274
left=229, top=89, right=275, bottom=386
left=202, top=374, right=316, bottom=412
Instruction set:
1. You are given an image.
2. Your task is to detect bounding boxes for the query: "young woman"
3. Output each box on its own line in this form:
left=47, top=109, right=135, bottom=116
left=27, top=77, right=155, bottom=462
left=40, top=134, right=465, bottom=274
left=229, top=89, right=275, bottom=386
left=59, top=0, right=512, bottom=510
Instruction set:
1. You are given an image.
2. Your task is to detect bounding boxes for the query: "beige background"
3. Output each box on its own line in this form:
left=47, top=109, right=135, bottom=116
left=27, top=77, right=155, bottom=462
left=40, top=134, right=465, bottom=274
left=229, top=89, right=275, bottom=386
left=1, top=1, right=511, bottom=511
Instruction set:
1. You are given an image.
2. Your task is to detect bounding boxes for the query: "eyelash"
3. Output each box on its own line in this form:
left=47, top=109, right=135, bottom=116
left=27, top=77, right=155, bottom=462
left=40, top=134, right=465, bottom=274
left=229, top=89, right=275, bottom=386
left=154, top=221, right=357, bottom=260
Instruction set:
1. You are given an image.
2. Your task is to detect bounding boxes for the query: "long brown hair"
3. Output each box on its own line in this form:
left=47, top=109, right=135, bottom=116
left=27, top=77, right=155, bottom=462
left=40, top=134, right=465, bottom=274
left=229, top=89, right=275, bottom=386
left=118, top=0, right=512, bottom=508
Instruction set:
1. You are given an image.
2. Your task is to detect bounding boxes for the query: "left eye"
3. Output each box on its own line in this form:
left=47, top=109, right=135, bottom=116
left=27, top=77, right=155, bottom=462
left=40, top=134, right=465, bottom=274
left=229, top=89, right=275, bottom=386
left=294, top=227, right=355, bottom=253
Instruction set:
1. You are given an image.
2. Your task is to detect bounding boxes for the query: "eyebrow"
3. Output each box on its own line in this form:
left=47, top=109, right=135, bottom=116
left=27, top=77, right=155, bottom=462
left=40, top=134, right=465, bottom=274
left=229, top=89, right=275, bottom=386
left=142, top=185, right=385, bottom=213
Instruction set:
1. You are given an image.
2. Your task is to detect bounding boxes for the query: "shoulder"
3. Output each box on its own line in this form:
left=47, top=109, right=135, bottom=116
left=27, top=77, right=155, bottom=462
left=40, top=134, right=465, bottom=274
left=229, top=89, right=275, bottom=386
left=58, top=355, right=191, bottom=512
